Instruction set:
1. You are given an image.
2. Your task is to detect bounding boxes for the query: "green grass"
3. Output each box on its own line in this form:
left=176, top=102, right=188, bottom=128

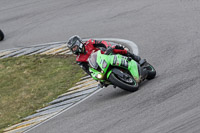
left=0, top=54, right=85, bottom=132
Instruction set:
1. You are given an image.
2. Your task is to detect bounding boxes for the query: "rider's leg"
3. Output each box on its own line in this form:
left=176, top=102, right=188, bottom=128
left=127, top=51, right=146, bottom=65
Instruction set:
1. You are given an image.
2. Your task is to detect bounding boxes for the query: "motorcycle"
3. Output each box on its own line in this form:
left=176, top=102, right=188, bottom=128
left=88, top=48, right=156, bottom=92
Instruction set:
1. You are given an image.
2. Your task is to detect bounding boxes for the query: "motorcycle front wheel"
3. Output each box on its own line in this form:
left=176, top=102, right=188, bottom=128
left=109, top=72, right=139, bottom=92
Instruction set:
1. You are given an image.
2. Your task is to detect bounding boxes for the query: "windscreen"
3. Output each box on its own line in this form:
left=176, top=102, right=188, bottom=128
left=88, top=51, right=99, bottom=69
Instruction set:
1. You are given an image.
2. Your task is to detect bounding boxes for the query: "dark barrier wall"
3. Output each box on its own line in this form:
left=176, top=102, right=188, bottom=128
left=0, top=29, right=4, bottom=41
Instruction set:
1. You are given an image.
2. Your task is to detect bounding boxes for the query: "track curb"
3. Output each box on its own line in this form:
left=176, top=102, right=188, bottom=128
left=1, top=38, right=138, bottom=133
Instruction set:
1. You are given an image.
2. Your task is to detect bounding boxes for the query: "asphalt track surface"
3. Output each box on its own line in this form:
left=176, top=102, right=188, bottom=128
left=1, top=0, right=200, bottom=133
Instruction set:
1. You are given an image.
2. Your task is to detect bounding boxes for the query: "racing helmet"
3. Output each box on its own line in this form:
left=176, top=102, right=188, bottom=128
left=67, top=35, right=84, bottom=55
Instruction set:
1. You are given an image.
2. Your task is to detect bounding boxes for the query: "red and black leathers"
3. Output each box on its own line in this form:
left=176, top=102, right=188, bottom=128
left=76, top=39, right=128, bottom=62
left=76, top=39, right=140, bottom=75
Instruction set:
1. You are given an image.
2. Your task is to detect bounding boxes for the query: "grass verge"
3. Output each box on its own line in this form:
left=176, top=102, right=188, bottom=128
left=0, top=54, right=85, bottom=132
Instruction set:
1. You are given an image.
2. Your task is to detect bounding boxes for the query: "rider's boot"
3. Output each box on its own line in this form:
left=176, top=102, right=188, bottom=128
left=127, top=51, right=146, bottom=66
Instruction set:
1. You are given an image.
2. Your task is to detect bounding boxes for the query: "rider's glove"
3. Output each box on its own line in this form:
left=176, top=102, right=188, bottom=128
left=127, top=51, right=142, bottom=63
left=115, top=45, right=125, bottom=50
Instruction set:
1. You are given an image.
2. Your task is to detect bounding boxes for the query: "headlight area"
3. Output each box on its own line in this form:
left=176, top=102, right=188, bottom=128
left=89, top=68, right=105, bottom=80
left=96, top=73, right=104, bottom=79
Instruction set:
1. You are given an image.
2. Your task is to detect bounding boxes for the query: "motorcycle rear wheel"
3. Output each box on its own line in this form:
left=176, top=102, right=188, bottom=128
left=145, top=63, right=156, bottom=80
left=109, top=73, right=139, bottom=92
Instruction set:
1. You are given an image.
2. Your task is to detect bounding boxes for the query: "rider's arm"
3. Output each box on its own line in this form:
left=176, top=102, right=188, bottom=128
left=113, top=45, right=128, bottom=55
left=77, top=61, right=91, bottom=75
left=93, top=40, right=107, bottom=48
left=113, top=49, right=128, bottom=55
left=93, top=40, right=128, bottom=55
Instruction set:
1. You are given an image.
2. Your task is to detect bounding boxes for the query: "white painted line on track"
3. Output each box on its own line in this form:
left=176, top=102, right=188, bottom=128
left=17, top=41, right=67, bottom=48
left=23, top=87, right=104, bottom=133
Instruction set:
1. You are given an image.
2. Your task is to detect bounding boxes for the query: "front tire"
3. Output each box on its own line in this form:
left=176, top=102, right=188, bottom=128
left=109, top=73, right=139, bottom=92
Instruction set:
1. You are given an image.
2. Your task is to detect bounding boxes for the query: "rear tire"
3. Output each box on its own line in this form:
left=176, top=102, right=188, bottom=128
left=145, top=63, right=156, bottom=80
left=0, top=29, right=4, bottom=41
left=109, top=73, right=139, bottom=92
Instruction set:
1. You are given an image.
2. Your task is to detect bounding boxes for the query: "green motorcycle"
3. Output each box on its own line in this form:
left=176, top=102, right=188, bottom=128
left=88, top=49, right=156, bottom=92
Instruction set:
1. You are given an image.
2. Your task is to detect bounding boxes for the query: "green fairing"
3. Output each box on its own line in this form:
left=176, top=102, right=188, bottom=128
left=96, top=51, right=110, bottom=72
left=107, top=70, right=113, bottom=79
left=128, top=60, right=140, bottom=81
left=89, top=50, right=140, bottom=82
left=89, top=68, right=104, bottom=81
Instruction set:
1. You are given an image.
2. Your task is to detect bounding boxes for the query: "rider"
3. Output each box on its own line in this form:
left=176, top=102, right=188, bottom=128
left=67, top=35, right=144, bottom=76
